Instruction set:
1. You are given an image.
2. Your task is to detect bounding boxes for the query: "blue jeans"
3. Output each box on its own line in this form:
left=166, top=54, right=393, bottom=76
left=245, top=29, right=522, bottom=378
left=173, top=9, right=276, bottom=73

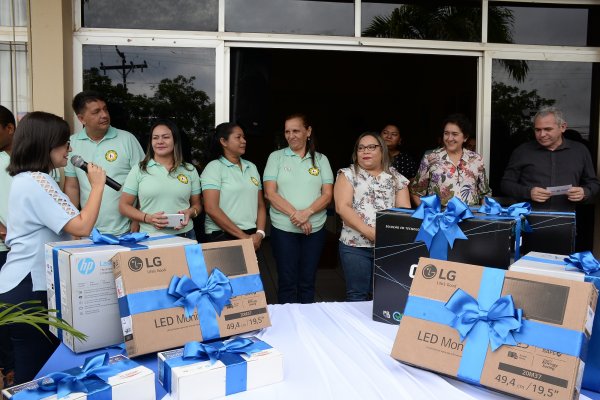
left=270, top=226, right=327, bottom=304
left=339, top=242, right=374, bottom=302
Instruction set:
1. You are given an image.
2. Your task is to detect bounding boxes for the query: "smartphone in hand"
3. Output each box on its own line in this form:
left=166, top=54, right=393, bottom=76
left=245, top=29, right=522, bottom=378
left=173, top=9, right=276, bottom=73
left=164, top=213, right=185, bottom=228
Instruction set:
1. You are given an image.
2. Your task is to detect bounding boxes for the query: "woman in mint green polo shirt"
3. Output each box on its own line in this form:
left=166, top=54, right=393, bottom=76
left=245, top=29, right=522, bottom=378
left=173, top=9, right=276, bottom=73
left=264, top=113, right=334, bottom=304
left=201, top=122, right=266, bottom=250
left=119, top=119, right=201, bottom=239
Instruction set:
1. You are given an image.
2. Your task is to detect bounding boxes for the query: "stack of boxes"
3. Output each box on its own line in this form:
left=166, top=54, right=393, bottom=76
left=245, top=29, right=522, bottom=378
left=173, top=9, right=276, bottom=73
left=4, top=235, right=282, bottom=400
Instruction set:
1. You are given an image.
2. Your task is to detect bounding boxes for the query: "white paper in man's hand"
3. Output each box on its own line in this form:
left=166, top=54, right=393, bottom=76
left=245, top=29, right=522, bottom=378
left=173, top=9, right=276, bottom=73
left=546, top=184, right=572, bottom=196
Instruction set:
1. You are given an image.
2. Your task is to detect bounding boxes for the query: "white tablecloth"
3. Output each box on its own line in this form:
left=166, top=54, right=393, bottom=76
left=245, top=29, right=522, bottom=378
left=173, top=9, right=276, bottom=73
left=165, top=301, right=595, bottom=400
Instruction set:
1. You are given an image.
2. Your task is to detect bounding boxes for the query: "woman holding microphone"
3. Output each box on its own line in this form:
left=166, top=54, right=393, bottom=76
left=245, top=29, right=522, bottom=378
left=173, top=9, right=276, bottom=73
left=0, top=112, right=105, bottom=383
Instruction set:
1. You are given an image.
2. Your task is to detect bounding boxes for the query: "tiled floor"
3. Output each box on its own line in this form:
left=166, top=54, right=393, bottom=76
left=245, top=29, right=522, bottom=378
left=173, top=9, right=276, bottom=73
left=257, top=238, right=347, bottom=304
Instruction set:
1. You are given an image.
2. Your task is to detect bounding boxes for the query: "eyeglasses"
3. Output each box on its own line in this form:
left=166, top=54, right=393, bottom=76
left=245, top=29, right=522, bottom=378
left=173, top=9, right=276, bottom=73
left=357, top=144, right=381, bottom=152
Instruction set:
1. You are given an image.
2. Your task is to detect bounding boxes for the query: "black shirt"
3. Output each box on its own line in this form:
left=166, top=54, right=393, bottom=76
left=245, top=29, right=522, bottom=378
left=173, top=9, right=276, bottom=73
left=500, top=138, right=600, bottom=210
left=391, top=152, right=418, bottom=180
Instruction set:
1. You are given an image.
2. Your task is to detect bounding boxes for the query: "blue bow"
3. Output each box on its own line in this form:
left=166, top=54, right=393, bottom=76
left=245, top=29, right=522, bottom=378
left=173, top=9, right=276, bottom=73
left=445, top=289, right=523, bottom=351
left=478, top=197, right=531, bottom=220
left=91, top=228, right=149, bottom=245
left=183, top=337, right=263, bottom=365
left=412, top=195, right=473, bottom=259
left=168, top=268, right=233, bottom=318
left=16, top=353, right=114, bottom=400
left=478, top=197, right=532, bottom=232
left=565, top=251, right=600, bottom=276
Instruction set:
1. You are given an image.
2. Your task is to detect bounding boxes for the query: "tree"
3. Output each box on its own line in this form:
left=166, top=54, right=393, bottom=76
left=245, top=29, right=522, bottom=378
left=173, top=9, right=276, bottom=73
left=492, top=81, right=555, bottom=140
left=83, top=68, right=215, bottom=165
left=363, top=4, right=528, bottom=82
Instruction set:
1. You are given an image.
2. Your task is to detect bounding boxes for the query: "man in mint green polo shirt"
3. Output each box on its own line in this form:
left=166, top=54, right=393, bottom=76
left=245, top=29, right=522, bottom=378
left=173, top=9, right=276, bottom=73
left=64, top=91, right=144, bottom=235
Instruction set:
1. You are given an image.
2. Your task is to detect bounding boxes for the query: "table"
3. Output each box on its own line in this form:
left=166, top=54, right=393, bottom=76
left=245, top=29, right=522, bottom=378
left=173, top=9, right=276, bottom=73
left=38, top=301, right=599, bottom=400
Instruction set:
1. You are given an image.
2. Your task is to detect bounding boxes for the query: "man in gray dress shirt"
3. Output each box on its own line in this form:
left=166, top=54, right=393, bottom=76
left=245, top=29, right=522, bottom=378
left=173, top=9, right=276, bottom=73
left=501, top=106, right=599, bottom=211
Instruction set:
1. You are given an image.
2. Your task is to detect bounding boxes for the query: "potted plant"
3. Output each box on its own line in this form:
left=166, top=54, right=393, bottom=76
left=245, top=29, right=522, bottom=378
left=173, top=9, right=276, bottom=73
left=0, top=301, right=86, bottom=390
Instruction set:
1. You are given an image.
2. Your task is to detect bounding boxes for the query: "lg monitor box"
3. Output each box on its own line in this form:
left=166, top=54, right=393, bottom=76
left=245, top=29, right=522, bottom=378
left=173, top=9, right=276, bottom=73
left=44, top=234, right=196, bottom=353
left=157, top=336, right=283, bottom=400
left=111, top=239, right=270, bottom=357
left=391, top=257, right=597, bottom=400
left=521, top=211, right=575, bottom=255
left=373, top=208, right=518, bottom=325
left=1, top=354, right=155, bottom=400
left=510, top=251, right=600, bottom=392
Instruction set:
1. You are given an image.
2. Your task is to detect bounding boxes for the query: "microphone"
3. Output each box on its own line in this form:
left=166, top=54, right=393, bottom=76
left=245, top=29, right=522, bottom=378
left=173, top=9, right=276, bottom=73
left=70, top=155, right=122, bottom=191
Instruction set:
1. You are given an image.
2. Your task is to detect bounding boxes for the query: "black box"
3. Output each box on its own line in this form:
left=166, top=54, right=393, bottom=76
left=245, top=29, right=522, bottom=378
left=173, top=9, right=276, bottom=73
left=373, top=209, right=516, bottom=325
left=521, top=211, right=576, bottom=255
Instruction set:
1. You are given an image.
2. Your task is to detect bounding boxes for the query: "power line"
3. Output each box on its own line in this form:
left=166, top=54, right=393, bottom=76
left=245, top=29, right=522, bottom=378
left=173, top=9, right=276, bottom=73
left=99, top=46, right=148, bottom=90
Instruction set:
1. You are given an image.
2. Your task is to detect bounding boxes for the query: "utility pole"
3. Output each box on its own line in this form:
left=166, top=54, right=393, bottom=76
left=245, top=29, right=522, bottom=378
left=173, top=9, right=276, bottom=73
left=99, top=46, right=148, bottom=90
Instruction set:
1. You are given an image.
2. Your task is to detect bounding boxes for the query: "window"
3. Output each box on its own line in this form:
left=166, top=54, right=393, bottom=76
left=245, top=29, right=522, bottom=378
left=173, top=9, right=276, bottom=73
left=0, top=0, right=28, bottom=117
left=488, top=3, right=600, bottom=46
left=0, top=0, right=27, bottom=27
left=225, top=0, right=354, bottom=36
left=82, top=45, right=216, bottom=163
left=362, top=1, right=483, bottom=42
left=82, top=0, right=218, bottom=31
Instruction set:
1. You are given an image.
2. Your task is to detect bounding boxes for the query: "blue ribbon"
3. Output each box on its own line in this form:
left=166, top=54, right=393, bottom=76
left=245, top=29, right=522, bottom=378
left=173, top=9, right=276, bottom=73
left=49, top=230, right=172, bottom=340
left=13, top=353, right=138, bottom=400
left=411, top=195, right=474, bottom=260
left=516, top=252, right=600, bottom=392
left=119, top=244, right=264, bottom=341
left=564, top=252, right=600, bottom=392
left=169, top=268, right=233, bottom=318
left=564, top=251, right=600, bottom=276
left=161, top=338, right=272, bottom=395
left=91, top=228, right=150, bottom=249
left=445, top=289, right=522, bottom=351
left=403, top=267, right=587, bottom=384
left=477, top=197, right=532, bottom=260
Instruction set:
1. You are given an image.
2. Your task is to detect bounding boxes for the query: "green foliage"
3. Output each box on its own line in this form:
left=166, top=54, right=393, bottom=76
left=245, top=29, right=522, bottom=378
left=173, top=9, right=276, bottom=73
left=491, top=81, right=555, bottom=138
left=363, top=4, right=528, bottom=82
left=0, top=301, right=86, bottom=341
left=83, top=68, right=215, bottom=165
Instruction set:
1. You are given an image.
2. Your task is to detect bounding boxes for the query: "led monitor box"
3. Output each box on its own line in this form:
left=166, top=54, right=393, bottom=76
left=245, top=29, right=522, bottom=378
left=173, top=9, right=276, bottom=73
left=373, top=208, right=517, bottom=325
left=44, top=234, right=196, bottom=353
left=112, top=239, right=270, bottom=357
left=391, top=257, right=597, bottom=400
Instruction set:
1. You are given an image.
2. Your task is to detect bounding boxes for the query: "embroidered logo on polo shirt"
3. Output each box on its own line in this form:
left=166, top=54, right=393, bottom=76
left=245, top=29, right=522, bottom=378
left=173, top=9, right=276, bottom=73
left=105, top=150, right=118, bottom=162
left=308, top=167, right=320, bottom=176
left=177, top=174, right=189, bottom=184
left=251, top=177, right=259, bottom=186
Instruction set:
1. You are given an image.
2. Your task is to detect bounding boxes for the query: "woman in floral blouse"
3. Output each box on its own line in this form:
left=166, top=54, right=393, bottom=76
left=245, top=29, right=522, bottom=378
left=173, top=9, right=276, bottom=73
left=334, top=132, right=410, bottom=301
left=410, top=114, right=491, bottom=206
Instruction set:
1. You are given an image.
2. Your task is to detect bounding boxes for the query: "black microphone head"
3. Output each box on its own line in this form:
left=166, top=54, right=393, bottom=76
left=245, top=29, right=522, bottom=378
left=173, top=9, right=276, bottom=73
left=71, top=155, right=85, bottom=168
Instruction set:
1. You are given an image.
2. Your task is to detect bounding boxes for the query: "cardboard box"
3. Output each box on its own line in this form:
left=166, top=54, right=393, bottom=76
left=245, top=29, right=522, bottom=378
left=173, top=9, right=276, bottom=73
left=157, top=336, right=283, bottom=400
left=112, top=239, right=270, bottom=357
left=521, top=212, right=575, bottom=255
left=391, top=257, right=598, bottom=400
left=45, top=234, right=196, bottom=353
left=373, top=208, right=518, bottom=324
left=510, top=251, right=600, bottom=392
left=1, top=354, right=155, bottom=400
